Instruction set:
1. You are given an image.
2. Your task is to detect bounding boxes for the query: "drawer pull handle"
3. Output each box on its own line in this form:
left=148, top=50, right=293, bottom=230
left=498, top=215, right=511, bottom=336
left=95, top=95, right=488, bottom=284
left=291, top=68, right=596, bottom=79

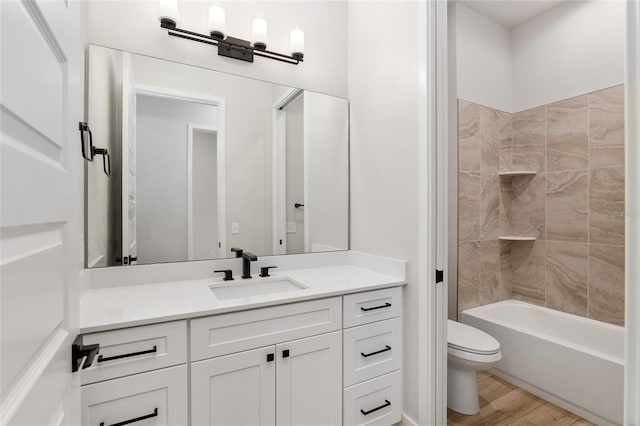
left=97, top=346, right=157, bottom=363
left=361, top=345, right=392, bottom=358
left=99, top=408, right=158, bottom=426
left=361, top=400, right=391, bottom=416
left=360, top=302, right=391, bottom=312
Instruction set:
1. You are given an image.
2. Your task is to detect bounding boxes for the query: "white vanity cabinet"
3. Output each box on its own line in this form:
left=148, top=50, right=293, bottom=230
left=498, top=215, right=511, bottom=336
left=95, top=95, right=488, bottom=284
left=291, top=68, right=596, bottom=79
left=342, top=287, right=403, bottom=426
left=81, top=286, right=404, bottom=426
left=190, top=298, right=343, bottom=426
left=80, top=321, right=189, bottom=426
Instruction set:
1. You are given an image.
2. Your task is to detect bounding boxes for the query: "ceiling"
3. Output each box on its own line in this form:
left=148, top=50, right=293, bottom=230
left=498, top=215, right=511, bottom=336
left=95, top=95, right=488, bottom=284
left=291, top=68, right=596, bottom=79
left=454, top=0, right=569, bottom=28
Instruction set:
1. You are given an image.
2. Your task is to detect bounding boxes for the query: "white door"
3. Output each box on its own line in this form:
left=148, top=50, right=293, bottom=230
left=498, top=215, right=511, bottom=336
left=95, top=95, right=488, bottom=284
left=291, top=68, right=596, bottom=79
left=0, top=0, right=84, bottom=424
left=276, top=331, right=342, bottom=426
left=190, top=346, right=276, bottom=426
left=121, top=52, right=137, bottom=265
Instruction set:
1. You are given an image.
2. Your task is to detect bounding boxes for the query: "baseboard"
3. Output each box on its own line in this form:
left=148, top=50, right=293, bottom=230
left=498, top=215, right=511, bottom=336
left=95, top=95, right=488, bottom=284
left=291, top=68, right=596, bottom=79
left=400, top=412, right=418, bottom=426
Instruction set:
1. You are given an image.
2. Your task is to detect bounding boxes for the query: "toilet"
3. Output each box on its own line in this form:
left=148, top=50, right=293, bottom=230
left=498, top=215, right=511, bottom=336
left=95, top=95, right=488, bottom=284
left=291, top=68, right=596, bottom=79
left=447, top=320, right=502, bottom=415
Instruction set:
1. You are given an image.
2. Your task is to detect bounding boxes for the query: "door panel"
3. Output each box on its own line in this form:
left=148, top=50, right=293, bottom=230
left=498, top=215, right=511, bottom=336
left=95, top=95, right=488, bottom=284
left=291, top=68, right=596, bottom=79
left=191, top=346, right=276, bottom=426
left=276, top=331, right=342, bottom=426
left=0, top=0, right=83, bottom=423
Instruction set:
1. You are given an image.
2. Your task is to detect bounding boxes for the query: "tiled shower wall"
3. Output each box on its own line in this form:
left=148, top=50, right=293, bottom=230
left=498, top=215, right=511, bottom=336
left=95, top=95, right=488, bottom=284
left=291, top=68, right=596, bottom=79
left=457, top=85, right=625, bottom=325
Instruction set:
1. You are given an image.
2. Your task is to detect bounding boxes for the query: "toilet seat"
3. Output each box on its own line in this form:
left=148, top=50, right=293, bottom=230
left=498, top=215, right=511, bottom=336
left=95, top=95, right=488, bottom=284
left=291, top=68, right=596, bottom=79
left=447, top=320, right=500, bottom=356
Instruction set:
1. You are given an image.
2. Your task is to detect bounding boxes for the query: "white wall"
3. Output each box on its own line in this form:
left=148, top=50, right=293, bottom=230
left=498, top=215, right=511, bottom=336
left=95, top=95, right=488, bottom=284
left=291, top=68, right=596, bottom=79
left=87, top=1, right=347, bottom=98
left=451, top=3, right=513, bottom=112
left=348, top=1, right=419, bottom=422
left=136, top=95, right=218, bottom=264
left=512, top=0, right=625, bottom=111
left=304, top=91, right=349, bottom=252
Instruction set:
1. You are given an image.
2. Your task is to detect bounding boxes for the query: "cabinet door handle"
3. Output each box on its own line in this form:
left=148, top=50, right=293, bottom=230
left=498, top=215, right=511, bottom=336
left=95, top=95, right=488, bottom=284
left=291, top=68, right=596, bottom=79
left=99, top=408, right=158, bottom=426
left=282, top=349, right=290, bottom=358
left=361, top=345, right=392, bottom=358
left=360, top=302, right=391, bottom=312
left=267, top=353, right=275, bottom=362
left=360, top=400, right=391, bottom=416
left=97, top=346, right=157, bottom=363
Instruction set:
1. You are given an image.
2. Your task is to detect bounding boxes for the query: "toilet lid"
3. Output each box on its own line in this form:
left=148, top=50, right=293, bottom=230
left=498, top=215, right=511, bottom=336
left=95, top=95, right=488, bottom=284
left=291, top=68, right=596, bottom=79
left=447, top=320, right=500, bottom=355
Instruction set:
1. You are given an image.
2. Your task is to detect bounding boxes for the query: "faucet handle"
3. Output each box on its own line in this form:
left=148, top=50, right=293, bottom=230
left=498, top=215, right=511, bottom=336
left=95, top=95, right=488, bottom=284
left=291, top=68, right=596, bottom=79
left=259, top=266, right=278, bottom=277
left=214, top=269, right=234, bottom=281
left=230, top=247, right=243, bottom=258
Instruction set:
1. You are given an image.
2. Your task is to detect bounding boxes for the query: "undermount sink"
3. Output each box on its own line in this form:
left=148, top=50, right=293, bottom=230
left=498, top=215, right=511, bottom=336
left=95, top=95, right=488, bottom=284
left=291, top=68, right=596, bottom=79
left=210, top=277, right=307, bottom=300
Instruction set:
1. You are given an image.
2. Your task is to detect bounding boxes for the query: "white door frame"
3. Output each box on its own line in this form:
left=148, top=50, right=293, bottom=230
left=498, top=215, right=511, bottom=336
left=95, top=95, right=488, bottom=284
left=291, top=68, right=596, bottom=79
left=135, top=84, right=226, bottom=260
left=186, top=123, right=225, bottom=260
left=625, top=0, right=640, bottom=423
left=418, top=0, right=448, bottom=424
left=272, top=88, right=304, bottom=255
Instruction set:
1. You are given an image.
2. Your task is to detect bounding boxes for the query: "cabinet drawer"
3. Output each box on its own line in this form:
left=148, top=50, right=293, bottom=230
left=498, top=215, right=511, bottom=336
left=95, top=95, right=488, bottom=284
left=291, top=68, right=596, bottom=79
left=344, top=317, right=402, bottom=386
left=81, top=321, right=187, bottom=385
left=344, top=370, right=402, bottom=426
left=82, top=365, right=188, bottom=426
left=191, top=297, right=342, bottom=360
left=343, top=287, right=402, bottom=328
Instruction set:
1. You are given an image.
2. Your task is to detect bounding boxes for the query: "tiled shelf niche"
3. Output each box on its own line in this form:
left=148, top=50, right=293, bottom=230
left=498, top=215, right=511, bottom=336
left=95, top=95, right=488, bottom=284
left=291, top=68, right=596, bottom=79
left=499, top=171, right=538, bottom=242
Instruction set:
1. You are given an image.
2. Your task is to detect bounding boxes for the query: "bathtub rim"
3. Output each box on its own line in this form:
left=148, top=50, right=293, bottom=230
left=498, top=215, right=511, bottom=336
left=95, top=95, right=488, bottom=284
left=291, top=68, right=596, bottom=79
left=462, top=299, right=625, bottom=366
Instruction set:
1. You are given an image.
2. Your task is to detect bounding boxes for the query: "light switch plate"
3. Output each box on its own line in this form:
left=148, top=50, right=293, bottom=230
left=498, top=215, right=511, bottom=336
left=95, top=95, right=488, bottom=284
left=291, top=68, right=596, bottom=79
left=232, top=222, right=239, bottom=234
left=287, top=222, right=297, bottom=233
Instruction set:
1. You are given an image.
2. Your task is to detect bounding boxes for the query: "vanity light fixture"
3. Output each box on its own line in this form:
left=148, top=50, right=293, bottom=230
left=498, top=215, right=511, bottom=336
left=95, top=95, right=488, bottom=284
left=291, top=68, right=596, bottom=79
left=158, top=1, right=304, bottom=65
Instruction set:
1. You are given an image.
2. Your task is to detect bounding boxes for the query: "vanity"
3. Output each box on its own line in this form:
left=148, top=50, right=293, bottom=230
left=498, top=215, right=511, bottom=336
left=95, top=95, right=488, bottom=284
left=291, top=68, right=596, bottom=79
left=78, top=253, right=406, bottom=426
left=79, top=43, right=404, bottom=425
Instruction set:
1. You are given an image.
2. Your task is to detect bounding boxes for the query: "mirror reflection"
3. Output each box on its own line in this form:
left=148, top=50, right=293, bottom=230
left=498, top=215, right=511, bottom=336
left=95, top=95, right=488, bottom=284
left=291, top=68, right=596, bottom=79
left=86, top=45, right=349, bottom=267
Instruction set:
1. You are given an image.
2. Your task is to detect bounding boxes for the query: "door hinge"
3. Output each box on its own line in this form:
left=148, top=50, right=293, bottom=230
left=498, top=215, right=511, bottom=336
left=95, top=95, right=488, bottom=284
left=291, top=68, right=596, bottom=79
left=435, top=269, right=444, bottom=283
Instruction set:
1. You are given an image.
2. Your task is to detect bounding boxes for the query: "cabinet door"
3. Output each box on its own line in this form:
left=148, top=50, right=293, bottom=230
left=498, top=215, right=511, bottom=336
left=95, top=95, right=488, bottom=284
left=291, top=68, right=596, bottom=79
left=276, top=331, right=342, bottom=426
left=191, top=346, right=276, bottom=426
left=82, top=365, right=188, bottom=426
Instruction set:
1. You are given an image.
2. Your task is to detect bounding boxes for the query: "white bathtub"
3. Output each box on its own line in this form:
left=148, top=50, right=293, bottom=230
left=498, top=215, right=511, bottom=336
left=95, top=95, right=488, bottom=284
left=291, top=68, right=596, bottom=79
left=463, top=300, right=624, bottom=426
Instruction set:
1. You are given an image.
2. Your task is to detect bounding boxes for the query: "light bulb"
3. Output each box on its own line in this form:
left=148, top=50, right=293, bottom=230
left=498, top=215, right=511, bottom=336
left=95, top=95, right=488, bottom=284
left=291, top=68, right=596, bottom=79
left=252, top=18, right=268, bottom=50
left=208, top=6, right=226, bottom=40
left=158, top=0, right=179, bottom=28
left=290, top=27, right=304, bottom=60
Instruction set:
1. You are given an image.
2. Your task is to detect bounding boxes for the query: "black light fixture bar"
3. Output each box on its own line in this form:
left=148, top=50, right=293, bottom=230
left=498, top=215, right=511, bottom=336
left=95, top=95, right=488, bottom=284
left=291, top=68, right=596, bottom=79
left=161, top=22, right=303, bottom=65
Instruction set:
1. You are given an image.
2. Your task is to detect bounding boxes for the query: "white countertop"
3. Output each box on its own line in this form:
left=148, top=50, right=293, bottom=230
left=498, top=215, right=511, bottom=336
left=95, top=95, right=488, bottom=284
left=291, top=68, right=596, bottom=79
left=80, top=264, right=407, bottom=334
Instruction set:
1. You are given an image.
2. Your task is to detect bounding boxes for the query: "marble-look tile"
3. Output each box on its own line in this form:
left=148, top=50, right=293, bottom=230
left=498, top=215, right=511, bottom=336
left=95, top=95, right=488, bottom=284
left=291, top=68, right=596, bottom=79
left=511, top=240, right=546, bottom=305
left=499, top=178, right=513, bottom=236
left=589, top=85, right=625, bottom=168
left=458, top=242, right=480, bottom=313
left=459, top=100, right=481, bottom=172
left=546, top=95, right=588, bottom=171
left=459, top=171, right=481, bottom=241
left=589, top=167, right=625, bottom=245
left=511, top=174, right=546, bottom=239
left=499, top=111, right=513, bottom=172
left=513, top=106, right=546, bottom=172
left=480, top=106, right=500, bottom=174
left=589, top=244, right=625, bottom=326
left=546, top=170, right=588, bottom=242
left=480, top=174, right=499, bottom=240
left=500, top=241, right=512, bottom=300
left=480, top=240, right=500, bottom=305
left=545, top=242, right=588, bottom=316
